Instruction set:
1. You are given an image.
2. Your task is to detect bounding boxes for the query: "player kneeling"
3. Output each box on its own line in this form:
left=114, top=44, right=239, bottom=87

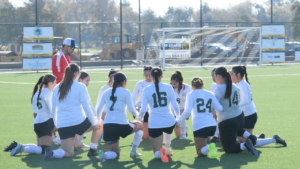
left=97, top=73, right=143, bottom=162
left=8, top=74, right=60, bottom=157
left=138, top=67, right=180, bottom=163
left=176, top=77, right=222, bottom=158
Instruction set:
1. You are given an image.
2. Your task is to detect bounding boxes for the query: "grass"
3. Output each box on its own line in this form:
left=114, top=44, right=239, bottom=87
left=0, top=65, right=299, bottom=169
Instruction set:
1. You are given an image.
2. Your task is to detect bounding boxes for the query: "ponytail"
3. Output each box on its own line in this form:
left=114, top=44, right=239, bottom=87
left=191, top=77, right=204, bottom=89
left=59, top=63, right=79, bottom=101
left=110, top=83, right=117, bottom=101
left=31, top=76, right=44, bottom=104
left=232, top=66, right=250, bottom=85
left=242, top=66, right=250, bottom=85
left=37, top=81, right=44, bottom=107
left=224, top=72, right=232, bottom=99
left=110, top=73, right=127, bottom=101
left=151, top=67, right=163, bottom=99
left=36, top=74, right=56, bottom=107
left=215, top=67, right=232, bottom=99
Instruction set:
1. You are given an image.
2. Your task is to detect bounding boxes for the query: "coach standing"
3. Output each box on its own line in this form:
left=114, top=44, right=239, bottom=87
left=52, top=38, right=77, bottom=83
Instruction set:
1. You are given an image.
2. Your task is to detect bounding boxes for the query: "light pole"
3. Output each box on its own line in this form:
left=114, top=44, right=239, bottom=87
left=200, top=0, right=202, bottom=27
left=138, top=0, right=141, bottom=50
left=120, top=0, right=123, bottom=69
left=271, top=0, right=273, bottom=23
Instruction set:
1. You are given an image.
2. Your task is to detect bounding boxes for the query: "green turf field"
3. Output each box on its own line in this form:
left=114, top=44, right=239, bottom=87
left=0, top=65, right=299, bottom=169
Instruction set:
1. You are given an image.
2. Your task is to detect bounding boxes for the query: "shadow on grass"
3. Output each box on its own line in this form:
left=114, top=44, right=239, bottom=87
left=171, top=138, right=194, bottom=150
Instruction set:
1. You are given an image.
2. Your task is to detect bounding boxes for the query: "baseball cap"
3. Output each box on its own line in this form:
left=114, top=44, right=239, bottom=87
left=63, top=38, right=77, bottom=48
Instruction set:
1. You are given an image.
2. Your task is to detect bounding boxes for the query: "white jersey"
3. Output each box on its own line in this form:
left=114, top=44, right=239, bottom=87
left=35, top=88, right=53, bottom=124
left=52, top=80, right=95, bottom=128
left=132, top=80, right=152, bottom=108
left=97, top=87, right=138, bottom=125
left=95, top=84, right=110, bottom=113
left=236, top=80, right=256, bottom=116
left=139, top=82, right=180, bottom=128
left=214, top=84, right=242, bottom=123
left=178, top=89, right=223, bottom=131
left=173, top=83, right=191, bottom=110
left=210, top=83, right=218, bottom=92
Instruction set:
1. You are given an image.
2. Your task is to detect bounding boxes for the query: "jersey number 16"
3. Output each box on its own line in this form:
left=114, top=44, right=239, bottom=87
left=152, top=92, right=167, bottom=108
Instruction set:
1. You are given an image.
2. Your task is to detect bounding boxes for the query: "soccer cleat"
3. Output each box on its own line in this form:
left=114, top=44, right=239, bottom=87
left=165, top=148, right=173, bottom=156
left=248, top=135, right=257, bottom=146
left=244, top=139, right=258, bottom=155
left=10, top=144, right=23, bottom=156
left=44, top=147, right=52, bottom=161
left=273, top=134, right=287, bottom=147
left=258, top=133, right=265, bottom=139
left=208, top=143, right=217, bottom=159
left=87, top=148, right=98, bottom=156
left=4, top=141, right=18, bottom=152
left=98, top=135, right=103, bottom=144
left=75, top=142, right=89, bottom=148
left=209, top=136, right=220, bottom=143
left=130, top=151, right=142, bottom=158
left=159, top=148, right=169, bottom=163
left=98, top=150, right=107, bottom=162
left=179, top=135, right=186, bottom=140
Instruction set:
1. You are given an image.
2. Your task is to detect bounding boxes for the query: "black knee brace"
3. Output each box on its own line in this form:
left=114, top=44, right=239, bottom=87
left=41, top=145, right=50, bottom=154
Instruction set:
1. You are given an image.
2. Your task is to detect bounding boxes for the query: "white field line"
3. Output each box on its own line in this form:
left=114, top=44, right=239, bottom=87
left=0, top=73, right=299, bottom=85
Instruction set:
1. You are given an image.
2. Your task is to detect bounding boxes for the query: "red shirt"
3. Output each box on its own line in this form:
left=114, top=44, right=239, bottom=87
left=52, top=51, right=71, bottom=83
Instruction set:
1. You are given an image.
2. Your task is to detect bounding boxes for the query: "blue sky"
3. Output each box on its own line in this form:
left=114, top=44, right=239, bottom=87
left=10, top=0, right=265, bottom=17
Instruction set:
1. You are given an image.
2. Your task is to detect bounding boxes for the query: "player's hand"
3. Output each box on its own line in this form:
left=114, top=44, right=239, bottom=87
left=180, top=109, right=184, bottom=115
left=175, top=121, right=180, bottom=127
left=92, top=123, right=101, bottom=131
left=135, top=107, right=140, bottom=112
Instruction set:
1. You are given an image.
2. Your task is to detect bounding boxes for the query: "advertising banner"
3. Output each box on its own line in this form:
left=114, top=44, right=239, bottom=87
left=22, top=57, right=52, bottom=70
left=22, top=43, right=53, bottom=56
left=23, top=27, right=54, bottom=40
left=262, top=52, right=285, bottom=63
left=160, top=39, right=191, bottom=58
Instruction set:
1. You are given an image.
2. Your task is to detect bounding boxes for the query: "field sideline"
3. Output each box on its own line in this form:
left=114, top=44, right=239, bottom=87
left=0, top=65, right=299, bottom=169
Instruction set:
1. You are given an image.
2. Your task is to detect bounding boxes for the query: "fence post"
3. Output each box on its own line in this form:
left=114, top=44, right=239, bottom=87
left=79, top=23, right=82, bottom=70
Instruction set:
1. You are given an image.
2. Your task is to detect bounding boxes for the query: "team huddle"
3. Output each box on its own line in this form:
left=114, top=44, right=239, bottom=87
left=4, top=63, right=287, bottom=163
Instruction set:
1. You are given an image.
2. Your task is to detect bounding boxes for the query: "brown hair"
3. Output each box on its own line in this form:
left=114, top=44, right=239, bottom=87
left=37, top=74, right=56, bottom=107
left=191, top=77, right=204, bottom=89
left=58, top=63, right=80, bottom=101
left=171, top=70, right=184, bottom=94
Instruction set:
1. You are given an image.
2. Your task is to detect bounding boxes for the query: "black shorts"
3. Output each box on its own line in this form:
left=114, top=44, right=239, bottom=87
left=149, top=124, right=175, bottom=138
left=58, top=118, right=91, bottom=140
left=34, top=118, right=55, bottom=138
left=103, top=123, right=134, bottom=142
left=133, top=112, right=149, bottom=123
left=193, top=126, right=216, bottom=138
left=244, top=113, right=257, bottom=129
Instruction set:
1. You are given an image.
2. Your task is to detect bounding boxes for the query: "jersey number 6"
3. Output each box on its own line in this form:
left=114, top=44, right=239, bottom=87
left=152, top=92, right=167, bottom=108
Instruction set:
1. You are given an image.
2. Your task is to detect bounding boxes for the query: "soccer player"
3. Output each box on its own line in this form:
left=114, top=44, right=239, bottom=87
left=231, top=66, right=287, bottom=147
left=177, top=77, right=223, bottom=158
left=96, top=69, right=118, bottom=121
left=132, top=66, right=153, bottom=139
left=210, top=68, right=220, bottom=142
left=96, top=73, right=143, bottom=162
left=214, top=66, right=257, bottom=155
left=138, top=67, right=180, bottom=163
left=46, top=63, right=102, bottom=161
left=10, top=74, right=60, bottom=157
left=76, top=72, right=104, bottom=148
left=170, top=70, right=191, bottom=139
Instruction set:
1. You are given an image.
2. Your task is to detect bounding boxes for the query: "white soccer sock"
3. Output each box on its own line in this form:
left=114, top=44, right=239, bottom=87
left=53, top=149, right=65, bottom=158
left=214, top=125, right=219, bottom=138
left=164, top=133, right=172, bottom=148
left=154, top=151, right=161, bottom=159
left=77, top=134, right=85, bottom=143
left=53, top=137, right=61, bottom=145
left=255, top=138, right=276, bottom=147
left=243, top=131, right=251, bottom=138
left=90, top=143, right=98, bottom=149
left=22, top=144, right=42, bottom=154
left=240, top=143, right=246, bottom=150
left=200, top=146, right=209, bottom=155
left=132, top=130, right=143, bottom=151
left=180, top=120, right=187, bottom=136
left=105, top=151, right=117, bottom=160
